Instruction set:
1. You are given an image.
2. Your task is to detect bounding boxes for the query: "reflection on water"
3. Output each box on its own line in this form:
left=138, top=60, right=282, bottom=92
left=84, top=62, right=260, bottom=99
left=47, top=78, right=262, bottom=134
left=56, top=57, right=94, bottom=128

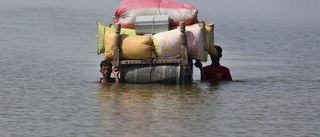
left=97, top=83, right=220, bottom=136
left=94, top=80, right=320, bottom=136
left=1, top=0, right=320, bottom=136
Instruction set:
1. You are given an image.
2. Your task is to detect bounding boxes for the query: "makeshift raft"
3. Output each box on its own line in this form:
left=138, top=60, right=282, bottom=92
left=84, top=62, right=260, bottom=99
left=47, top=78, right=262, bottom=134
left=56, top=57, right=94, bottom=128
left=111, top=22, right=193, bottom=85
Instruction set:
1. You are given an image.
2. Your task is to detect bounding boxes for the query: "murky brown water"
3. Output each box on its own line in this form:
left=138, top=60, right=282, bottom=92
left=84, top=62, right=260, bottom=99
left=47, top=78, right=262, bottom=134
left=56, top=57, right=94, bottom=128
left=1, top=0, right=320, bottom=136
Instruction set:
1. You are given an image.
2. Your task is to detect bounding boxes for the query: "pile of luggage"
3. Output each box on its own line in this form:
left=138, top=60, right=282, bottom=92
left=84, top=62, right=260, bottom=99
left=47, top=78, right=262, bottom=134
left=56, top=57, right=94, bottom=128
left=97, top=0, right=217, bottom=62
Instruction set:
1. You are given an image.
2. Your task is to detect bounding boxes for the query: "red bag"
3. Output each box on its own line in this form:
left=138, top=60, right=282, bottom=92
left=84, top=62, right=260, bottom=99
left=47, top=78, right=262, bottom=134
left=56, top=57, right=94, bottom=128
left=113, top=0, right=198, bottom=29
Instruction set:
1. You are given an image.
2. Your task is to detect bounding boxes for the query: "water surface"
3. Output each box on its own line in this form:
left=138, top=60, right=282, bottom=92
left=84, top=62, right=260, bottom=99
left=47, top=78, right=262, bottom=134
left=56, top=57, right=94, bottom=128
left=1, top=0, right=319, bottom=136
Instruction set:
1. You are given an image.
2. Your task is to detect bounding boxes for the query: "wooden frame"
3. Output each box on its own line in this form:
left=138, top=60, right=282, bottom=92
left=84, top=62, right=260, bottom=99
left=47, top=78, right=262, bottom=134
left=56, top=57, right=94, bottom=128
left=112, top=21, right=192, bottom=85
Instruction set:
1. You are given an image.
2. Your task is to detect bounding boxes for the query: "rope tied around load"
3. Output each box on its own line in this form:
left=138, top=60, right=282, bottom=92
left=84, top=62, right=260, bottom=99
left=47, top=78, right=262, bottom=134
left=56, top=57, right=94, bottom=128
left=147, top=58, right=154, bottom=84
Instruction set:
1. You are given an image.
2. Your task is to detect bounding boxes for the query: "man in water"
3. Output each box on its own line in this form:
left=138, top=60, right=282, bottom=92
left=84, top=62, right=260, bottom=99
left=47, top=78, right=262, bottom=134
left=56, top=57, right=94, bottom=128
left=194, top=45, right=232, bottom=81
left=98, top=60, right=120, bottom=84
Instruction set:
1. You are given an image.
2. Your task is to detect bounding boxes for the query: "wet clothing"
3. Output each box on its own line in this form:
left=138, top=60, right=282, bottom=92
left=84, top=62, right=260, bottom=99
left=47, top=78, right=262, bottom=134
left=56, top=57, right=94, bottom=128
left=202, top=65, right=232, bottom=81
left=98, top=78, right=115, bottom=83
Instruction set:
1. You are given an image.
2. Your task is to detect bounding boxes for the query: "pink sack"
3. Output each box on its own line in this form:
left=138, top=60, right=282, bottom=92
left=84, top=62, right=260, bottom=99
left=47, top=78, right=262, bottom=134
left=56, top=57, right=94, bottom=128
left=113, top=0, right=198, bottom=29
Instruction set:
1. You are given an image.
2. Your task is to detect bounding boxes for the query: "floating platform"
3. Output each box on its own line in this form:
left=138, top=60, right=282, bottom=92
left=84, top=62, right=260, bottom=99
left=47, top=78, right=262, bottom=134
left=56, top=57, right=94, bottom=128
left=119, top=59, right=193, bottom=84
left=112, top=21, right=193, bottom=85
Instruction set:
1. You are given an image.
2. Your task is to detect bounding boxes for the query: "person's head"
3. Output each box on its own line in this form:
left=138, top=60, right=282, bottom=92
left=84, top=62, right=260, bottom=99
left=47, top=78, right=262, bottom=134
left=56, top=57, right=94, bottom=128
left=210, top=45, right=223, bottom=66
left=100, top=60, right=112, bottom=78
left=214, top=45, right=222, bottom=57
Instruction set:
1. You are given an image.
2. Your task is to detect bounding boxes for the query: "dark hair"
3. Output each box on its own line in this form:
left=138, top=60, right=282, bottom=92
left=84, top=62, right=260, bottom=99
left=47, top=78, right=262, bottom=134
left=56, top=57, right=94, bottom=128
left=214, top=45, right=222, bottom=53
left=100, top=60, right=112, bottom=69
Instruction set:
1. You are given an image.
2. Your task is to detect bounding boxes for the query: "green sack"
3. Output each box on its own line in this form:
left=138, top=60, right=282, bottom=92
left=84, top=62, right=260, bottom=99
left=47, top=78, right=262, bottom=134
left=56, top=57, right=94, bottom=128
left=96, top=22, right=136, bottom=55
left=97, top=21, right=107, bottom=55
left=108, top=24, right=136, bottom=35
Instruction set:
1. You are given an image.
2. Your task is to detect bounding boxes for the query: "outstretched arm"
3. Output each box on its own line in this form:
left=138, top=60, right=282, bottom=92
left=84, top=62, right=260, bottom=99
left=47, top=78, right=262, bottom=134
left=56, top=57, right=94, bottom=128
left=194, top=60, right=206, bottom=81
left=112, top=68, right=120, bottom=84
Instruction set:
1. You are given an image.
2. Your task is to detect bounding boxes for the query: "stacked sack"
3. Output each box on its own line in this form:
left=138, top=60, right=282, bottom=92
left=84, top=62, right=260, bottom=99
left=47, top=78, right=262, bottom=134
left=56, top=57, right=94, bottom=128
left=97, top=0, right=217, bottom=62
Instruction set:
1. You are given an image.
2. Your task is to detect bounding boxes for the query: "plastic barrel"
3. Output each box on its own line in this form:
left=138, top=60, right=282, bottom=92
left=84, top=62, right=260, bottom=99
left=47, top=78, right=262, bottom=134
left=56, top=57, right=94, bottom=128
left=120, top=64, right=182, bottom=84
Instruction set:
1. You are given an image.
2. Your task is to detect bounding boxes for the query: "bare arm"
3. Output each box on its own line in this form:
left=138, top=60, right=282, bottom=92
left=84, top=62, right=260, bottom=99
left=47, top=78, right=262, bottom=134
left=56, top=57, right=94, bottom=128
left=112, top=68, right=120, bottom=84
left=194, top=60, right=206, bottom=81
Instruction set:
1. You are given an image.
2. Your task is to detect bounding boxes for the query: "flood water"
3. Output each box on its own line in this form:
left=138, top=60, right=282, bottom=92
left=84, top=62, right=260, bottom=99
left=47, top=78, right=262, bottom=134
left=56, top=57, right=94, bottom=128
left=1, top=0, right=320, bottom=136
